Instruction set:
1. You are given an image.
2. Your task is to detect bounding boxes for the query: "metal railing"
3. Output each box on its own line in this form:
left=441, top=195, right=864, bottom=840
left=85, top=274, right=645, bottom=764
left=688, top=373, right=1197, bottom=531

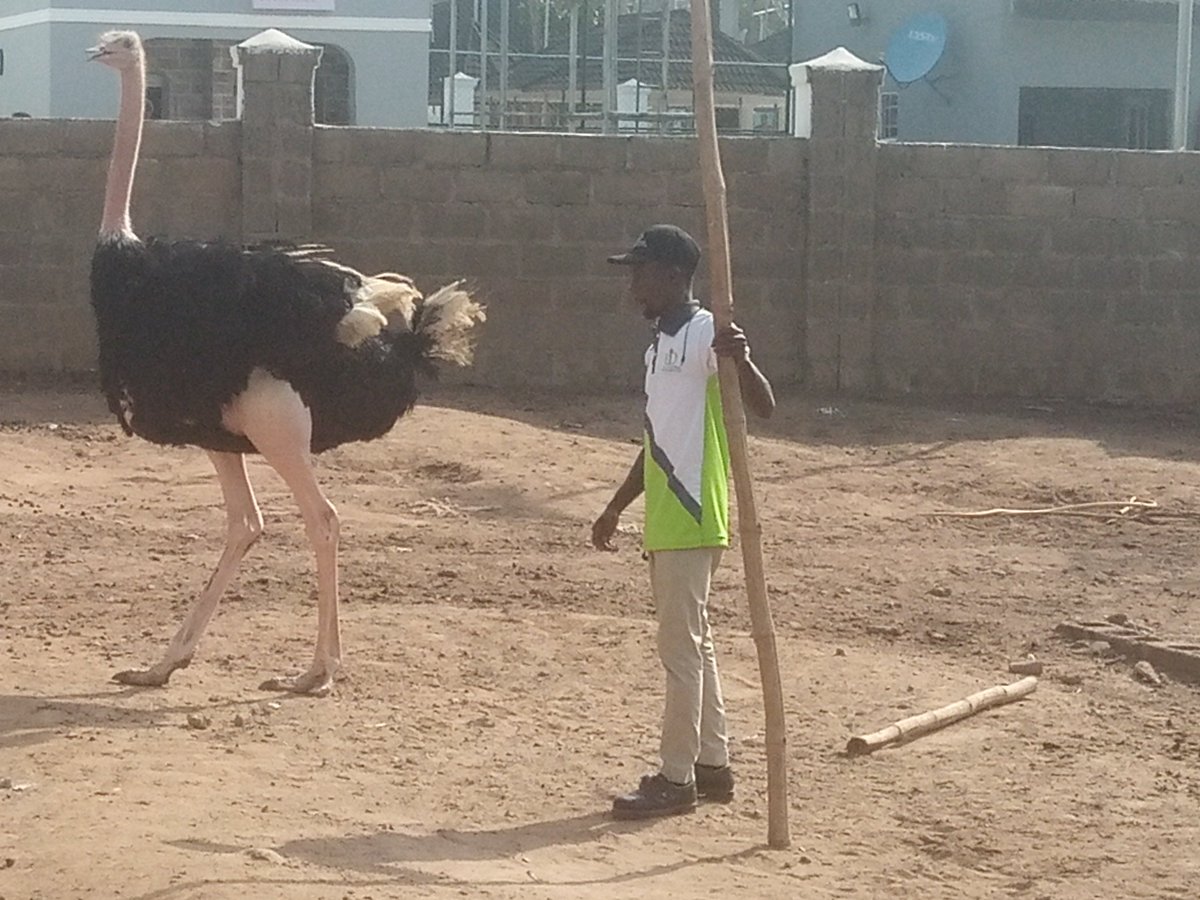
left=428, top=48, right=792, bottom=136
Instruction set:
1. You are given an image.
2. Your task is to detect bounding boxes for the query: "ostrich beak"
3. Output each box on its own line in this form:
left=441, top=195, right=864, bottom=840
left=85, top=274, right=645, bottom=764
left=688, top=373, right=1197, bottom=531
left=87, top=46, right=106, bottom=61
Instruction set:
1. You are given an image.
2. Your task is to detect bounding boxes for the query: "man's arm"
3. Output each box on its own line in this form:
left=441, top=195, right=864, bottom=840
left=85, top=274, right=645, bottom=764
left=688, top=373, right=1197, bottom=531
left=591, top=449, right=644, bottom=550
left=712, top=324, right=776, bottom=419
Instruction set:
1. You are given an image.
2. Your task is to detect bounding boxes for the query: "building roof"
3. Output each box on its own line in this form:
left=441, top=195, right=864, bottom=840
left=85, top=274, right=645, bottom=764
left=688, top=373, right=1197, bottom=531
left=747, top=26, right=791, bottom=66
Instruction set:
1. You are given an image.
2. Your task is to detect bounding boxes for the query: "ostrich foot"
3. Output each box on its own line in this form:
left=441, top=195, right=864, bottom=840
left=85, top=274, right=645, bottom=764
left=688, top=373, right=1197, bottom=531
left=258, top=663, right=338, bottom=696
left=112, top=656, right=192, bottom=687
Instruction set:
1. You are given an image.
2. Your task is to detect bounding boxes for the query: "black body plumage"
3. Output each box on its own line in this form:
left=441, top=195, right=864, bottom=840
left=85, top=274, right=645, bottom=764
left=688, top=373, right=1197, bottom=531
left=90, top=235, right=433, bottom=454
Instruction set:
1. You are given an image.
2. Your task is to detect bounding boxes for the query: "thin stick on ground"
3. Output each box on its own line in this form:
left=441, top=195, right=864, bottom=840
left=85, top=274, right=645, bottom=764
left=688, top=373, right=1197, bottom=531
left=925, top=497, right=1200, bottom=524
left=688, top=0, right=789, bottom=849
left=846, top=676, right=1038, bottom=757
left=927, top=499, right=1159, bottom=518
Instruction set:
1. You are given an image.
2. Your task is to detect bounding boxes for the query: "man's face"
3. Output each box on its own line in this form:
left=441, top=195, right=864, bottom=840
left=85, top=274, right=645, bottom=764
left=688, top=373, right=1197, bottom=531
left=629, top=261, right=683, bottom=320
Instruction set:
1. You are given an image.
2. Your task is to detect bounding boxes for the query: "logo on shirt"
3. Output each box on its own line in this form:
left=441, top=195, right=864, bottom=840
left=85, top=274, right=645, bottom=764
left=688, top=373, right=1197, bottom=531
left=660, top=346, right=682, bottom=372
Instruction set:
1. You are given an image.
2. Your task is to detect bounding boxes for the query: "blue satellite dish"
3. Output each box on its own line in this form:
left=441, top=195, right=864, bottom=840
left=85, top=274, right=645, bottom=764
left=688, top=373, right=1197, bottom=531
left=885, top=12, right=948, bottom=85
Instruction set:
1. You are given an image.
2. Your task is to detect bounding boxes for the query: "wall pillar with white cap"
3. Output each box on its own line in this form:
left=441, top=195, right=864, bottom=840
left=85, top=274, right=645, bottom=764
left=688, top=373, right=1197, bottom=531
left=233, top=28, right=324, bottom=241
left=796, top=47, right=884, bottom=392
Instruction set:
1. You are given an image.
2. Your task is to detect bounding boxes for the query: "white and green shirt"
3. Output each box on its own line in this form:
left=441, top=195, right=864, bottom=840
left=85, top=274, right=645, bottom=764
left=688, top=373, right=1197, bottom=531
left=643, top=303, right=730, bottom=552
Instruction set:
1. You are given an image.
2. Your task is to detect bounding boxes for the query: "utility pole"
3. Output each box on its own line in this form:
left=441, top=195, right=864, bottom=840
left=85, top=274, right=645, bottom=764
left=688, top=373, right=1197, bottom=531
left=480, top=0, right=489, bottom=128
left=500, top=0, right=510, bottom=129
left=448, top=0, right=458, bottom=126
left=1174, top=0, right=1194, bottom=150
left=568, top=3, right=579, bottom=131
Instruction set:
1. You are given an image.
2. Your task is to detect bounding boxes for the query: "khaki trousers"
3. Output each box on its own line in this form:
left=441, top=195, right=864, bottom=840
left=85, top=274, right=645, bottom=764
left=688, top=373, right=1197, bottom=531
left=649, top=547, right=729, bottom=785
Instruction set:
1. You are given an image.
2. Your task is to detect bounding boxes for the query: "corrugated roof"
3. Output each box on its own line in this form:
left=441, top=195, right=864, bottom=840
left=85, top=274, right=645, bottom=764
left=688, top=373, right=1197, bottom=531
left=747, top=27, right=792, bottom=66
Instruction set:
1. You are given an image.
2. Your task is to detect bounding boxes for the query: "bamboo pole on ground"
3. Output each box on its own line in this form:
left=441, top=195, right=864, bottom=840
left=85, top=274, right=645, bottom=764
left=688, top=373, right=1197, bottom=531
left=688, top=0, right=790, bottom=850
left=846, top=676, right=1039, bottom=757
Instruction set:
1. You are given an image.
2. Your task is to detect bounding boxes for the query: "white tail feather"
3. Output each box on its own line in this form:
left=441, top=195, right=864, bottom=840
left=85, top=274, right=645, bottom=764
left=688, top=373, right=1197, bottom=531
left=415, top=282, right=486, bottom=366
left=331, top=261, right=482, bottom=364
left=335, top=304, right=388, bottom=347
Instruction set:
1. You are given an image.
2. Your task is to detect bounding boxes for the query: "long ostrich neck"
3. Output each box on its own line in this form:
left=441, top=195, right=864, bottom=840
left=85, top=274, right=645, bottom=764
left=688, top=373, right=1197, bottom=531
left=99, top=57, right=145, bottom=238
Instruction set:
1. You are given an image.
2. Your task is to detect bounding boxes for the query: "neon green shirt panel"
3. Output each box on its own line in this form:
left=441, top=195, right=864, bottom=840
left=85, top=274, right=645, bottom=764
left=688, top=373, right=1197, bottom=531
left=643, top=374, right=730, bottom=551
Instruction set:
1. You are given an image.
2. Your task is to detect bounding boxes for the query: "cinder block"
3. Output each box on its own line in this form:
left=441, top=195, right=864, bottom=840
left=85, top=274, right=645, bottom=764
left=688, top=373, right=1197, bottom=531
left=487, top=132, right=562, bottom=170
left=877, top=176, right=943, bottom=216
left=876, top=247, right=941, bottom=286
left=416, top=203, right=487, bottom=241
left=1047, top=149, right=1115, bottom=186
left=1074, top=257, right=1142, bottom=291
left=142, top=122, right=206, bottom=157
left=277, top=161, right=313, bottom=200
left=942, top=252, right=1014, bottom=286
left=717, top=138, right=770, bottom=174
left=312, top=165, right=376, bottom=202
left=416, top=131, right=488, bottom=168
left=1009, top=254, right=1075, bottom=290
left=556, top=206, right=630, bottom=244
left=665, top=172, right=704, bottom=207
left=378, top=167, right=455, bottom=203
left=942, top=178, right=1007, bottom=216
left=1146, top=257, right=1200, bottom=292
left=1142, top=187, right=1200, bottom=224
left=0, top=121, right=67, bottom=156
left=350, top=128, right=423, bottom=166
left=728, top=172, right=802, bottom=212
left=1072, top=185, right=1143, bottom=220
left=974, top=147, right=1049, bottom=183
left=204, top=122, right=241, bottom=158
left=589, top=172, right=668, bottom=207
left=446, top=241, right=523, bottom=279
left=26, top=158, right=101, bottom=192
left=891, top=144, right=983, bottom=180
left=523, top=171, right=590, bottom=206
left=766, top=139, right=807, bottom=176
left=314, top=129, right=358, bottom=163
left=1048, top=218, right=1127, bottom=257
left=1007, top=184, right=1074, bottom=217
left=519, top=243, right=590, bottom=278
left=970, top=218, right=1048, bottom=255
left=557, top=134, right=629, bottom=170
left=627, top=138, right=698, bottom=172
left=1111, top=150, right=1181, bottom=188
left=452, top=169, right=523, bottom=205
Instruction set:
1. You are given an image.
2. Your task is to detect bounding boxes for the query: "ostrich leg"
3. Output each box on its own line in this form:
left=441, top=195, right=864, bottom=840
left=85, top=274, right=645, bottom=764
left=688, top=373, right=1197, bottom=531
left=225, top=372, right=342, bottom=696
left=114, top=451, right=263, bottom=686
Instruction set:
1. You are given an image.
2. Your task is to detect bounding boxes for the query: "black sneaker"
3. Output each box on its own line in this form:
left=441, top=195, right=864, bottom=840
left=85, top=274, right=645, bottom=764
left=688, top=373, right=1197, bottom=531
left=694, top=763, right=735, bottom=802
left=611, top=773, right=697, bottom=820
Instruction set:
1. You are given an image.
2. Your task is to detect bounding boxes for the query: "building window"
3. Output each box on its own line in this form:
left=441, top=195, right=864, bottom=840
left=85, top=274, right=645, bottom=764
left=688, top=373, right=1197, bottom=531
left=315, top=44, right=354, bottom=125
left=1018, top=87, right=1170, bottom=150
left=752, top=105, right=780, bottom=132
left=880, top=91, right=899, bottom=140
left=715, top=107, right=741, bottom=132
left=1126, top=101, right=1151, bottom=150
left=145, top=78, right=167, bottom=120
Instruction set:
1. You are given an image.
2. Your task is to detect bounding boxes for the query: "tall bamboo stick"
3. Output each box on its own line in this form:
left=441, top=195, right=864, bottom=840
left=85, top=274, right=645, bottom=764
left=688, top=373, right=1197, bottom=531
left=688, top=0, right=790, bottom=850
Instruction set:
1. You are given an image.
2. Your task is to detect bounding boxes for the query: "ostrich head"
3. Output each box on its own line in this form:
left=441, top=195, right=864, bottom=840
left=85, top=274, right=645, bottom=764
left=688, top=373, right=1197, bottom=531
left=87, top=31, right=144, bottom=70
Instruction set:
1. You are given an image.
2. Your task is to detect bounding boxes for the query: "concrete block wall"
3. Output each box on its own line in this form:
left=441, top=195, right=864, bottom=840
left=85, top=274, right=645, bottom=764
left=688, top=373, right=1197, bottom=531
left=0, top=119, right=240, bottom=373
left=876, top=144, right=1200, bottom=402
left=310, top=130, right=808, bottom=389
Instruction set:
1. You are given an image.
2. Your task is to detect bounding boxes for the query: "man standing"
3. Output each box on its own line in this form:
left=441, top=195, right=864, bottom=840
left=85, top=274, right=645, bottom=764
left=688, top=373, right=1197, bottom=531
left=593, top=224, right=775, bottom=820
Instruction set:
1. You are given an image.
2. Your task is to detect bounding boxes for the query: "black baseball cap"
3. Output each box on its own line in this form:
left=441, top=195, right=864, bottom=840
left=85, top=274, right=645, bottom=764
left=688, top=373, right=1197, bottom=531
left=607, top=225, right=701, bottom=275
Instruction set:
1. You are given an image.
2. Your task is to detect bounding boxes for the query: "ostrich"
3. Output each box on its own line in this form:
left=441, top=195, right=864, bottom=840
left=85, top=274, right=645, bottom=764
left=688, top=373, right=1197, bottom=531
left=88, top=31, right=484, bottom=695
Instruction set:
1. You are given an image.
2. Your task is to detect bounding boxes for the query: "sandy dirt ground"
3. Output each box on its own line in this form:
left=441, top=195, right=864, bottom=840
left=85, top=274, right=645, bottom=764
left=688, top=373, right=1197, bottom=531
left=3, top=382, right=1200, bottom=899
